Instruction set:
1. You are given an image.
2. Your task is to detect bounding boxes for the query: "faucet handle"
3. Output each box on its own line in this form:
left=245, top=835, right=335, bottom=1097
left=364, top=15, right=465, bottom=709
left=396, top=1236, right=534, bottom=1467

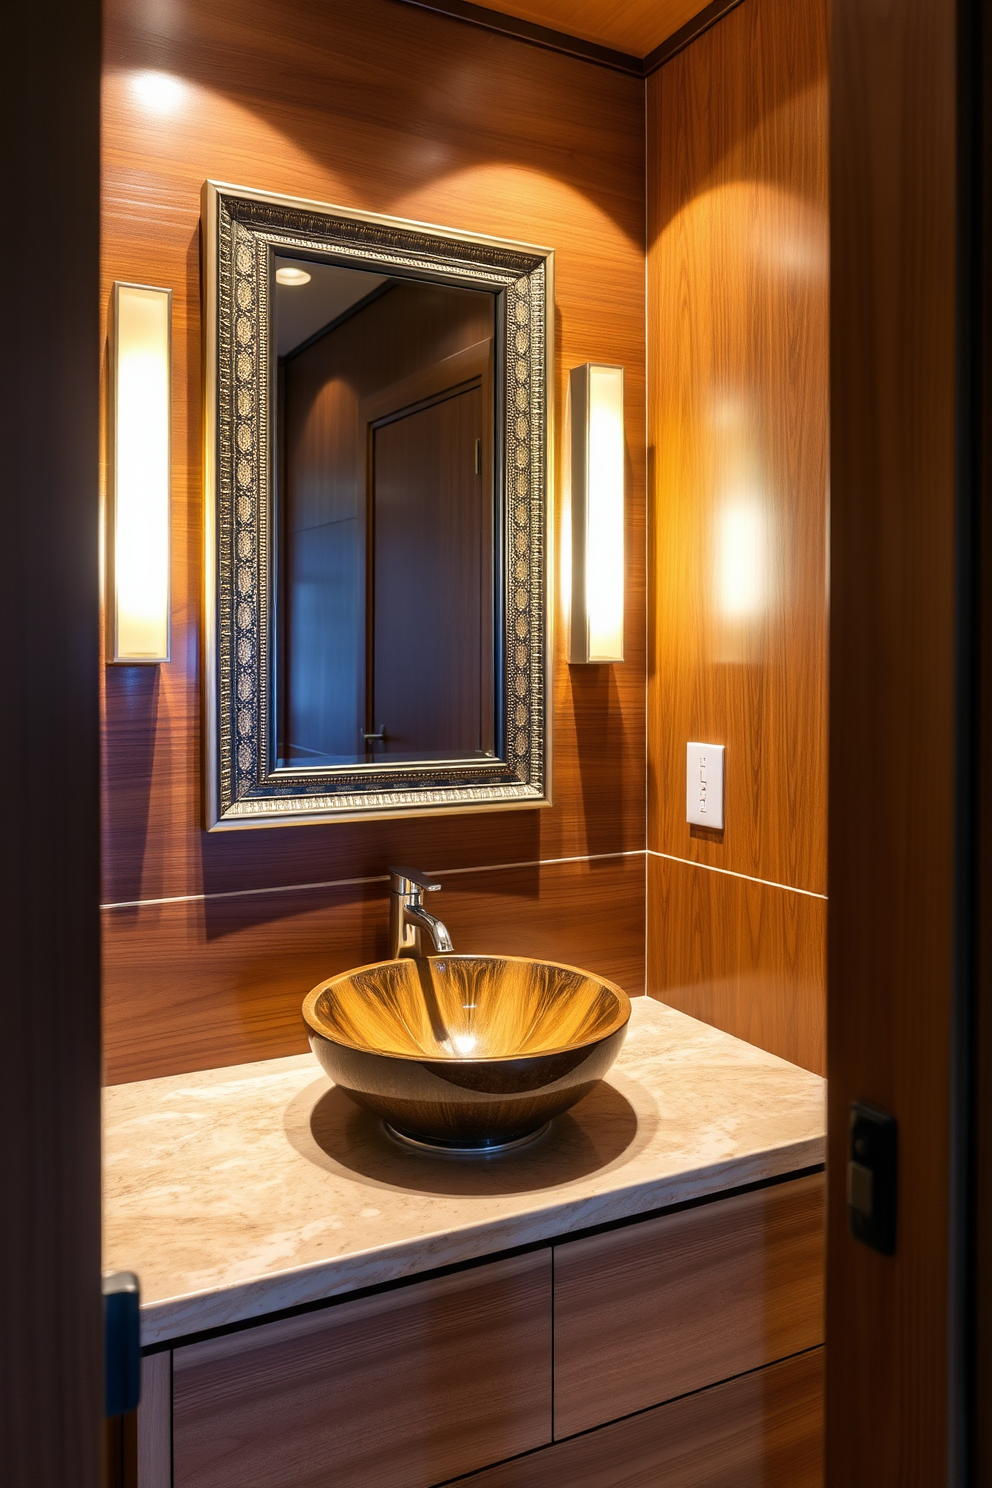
left=388, top=866, right=441, bottom=896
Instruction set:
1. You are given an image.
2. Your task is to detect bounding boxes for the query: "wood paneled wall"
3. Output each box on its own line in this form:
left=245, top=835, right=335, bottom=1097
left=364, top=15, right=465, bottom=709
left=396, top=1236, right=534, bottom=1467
left=100, top=0, right=646, bottom=1083
left=645, top=0, right=829, bottom=1074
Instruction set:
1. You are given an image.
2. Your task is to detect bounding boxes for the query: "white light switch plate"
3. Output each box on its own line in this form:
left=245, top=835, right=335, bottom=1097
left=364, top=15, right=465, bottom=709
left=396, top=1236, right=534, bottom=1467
left=686, top=743, right=725, bottom=830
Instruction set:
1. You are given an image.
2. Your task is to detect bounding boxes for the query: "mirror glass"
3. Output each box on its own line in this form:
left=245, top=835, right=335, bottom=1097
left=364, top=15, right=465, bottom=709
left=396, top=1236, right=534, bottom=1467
left=273, top=256, right=496, bottom=768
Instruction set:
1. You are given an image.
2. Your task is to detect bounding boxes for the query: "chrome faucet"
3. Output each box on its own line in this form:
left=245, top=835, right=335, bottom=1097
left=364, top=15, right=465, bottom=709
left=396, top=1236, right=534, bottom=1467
left=388, top=867, right=454, bottom=959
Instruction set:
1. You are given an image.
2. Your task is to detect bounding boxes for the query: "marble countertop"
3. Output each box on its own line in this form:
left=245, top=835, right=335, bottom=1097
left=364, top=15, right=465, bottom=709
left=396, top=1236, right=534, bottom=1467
left=103, top=998, right=825, bottom=1346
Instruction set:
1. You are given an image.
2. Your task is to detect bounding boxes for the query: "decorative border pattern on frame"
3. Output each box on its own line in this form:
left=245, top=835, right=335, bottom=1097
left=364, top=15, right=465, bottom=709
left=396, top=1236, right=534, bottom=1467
left=206, top=184, right=552, bottom=826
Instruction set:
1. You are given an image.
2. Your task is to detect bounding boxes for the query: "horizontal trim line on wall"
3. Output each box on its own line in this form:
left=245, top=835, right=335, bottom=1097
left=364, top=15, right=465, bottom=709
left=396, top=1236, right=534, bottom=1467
left=647, top=850, right=827, bottom=901
left=392, top=0, right=745, bottom=76
left=99, top=850, right=646, bottom=912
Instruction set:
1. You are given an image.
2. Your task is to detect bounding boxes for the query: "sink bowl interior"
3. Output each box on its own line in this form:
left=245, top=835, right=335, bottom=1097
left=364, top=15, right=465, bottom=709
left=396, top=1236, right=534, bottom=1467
left=302, top=954, right=631, bottom=1152
left=305, top=954, right=629, bottom=1062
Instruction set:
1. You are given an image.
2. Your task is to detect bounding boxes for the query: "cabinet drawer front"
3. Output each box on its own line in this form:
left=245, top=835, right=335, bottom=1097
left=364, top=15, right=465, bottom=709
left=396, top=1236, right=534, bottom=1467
left=173, top=1250, right=552, bottom=1488
left=554, top=1173, right=824, bottom=1436
left=461, top=1348, right=824, bottom=1488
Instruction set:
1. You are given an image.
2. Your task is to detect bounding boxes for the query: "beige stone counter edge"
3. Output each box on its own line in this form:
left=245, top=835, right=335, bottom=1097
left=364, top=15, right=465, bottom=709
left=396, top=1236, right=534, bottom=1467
left=140, top=1134, right=824, bottom=1347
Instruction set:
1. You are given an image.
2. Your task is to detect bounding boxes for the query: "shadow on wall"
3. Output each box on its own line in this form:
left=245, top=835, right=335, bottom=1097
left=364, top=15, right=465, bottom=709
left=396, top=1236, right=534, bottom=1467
left=197, top=828, right=544, bottom=943
left=101, top=664, right=161, bottom=908
left=569, top=665, right=629, bottom=859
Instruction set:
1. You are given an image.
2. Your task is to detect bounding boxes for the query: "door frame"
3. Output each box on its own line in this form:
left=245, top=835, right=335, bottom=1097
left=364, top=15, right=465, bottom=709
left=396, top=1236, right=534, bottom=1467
left=827, top=0, right=985, bottom=1481
left=0, top=0, right=103, bottom=1483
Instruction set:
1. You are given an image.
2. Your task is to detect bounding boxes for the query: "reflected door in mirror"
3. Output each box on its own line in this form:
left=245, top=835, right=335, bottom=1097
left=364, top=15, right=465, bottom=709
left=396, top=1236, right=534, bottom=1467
left=371, top=382, right=493, bottom=761
left=276, top=262, right=495, bottom=769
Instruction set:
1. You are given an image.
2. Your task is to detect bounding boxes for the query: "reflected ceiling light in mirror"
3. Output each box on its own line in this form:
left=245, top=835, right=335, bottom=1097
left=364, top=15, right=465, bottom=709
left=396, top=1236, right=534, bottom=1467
left=110, top=283, right=171, bottom=663
left=275, top=266, right=312, bottom=286
left=564, top=363, right=625, bottom=664
left=131, top=70, right=185, bottom=115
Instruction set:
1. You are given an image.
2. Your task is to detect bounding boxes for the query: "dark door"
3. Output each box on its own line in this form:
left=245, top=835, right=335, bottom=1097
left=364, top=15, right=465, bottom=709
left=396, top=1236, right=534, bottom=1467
left=369, top=383, right=493, bottom=760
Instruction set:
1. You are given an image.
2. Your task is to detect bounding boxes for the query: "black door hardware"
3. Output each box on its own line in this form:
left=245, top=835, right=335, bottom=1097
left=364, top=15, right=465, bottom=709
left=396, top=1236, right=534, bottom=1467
left=848, top=1102, right=897, bottom=1255
left=104, top=1270, right=141, bottom=1417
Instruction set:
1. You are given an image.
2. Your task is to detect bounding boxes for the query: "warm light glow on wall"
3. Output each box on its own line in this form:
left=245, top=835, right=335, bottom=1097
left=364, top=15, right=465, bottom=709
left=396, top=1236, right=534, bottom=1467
left=716, top=492, right=770, bottom=619
left=131, top=70, right=186, bottom=116
left=565, top=363, right=625, bottom=663
left=111, top=283, right=171, bottom=663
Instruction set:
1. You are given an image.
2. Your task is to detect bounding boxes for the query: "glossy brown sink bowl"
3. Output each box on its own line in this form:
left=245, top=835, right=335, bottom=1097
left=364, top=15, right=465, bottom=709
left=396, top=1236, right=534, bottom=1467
left=302, top=954, right=630, bottom=1153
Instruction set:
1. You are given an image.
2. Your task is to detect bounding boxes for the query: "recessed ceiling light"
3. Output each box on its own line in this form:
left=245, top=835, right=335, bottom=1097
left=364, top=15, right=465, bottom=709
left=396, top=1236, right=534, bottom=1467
left=275, top=267, right=312, bottom=287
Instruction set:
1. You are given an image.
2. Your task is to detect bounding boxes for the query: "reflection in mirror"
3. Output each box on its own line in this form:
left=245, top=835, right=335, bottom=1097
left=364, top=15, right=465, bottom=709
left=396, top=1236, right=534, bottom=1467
left=274, top=258, right=496, bottom=770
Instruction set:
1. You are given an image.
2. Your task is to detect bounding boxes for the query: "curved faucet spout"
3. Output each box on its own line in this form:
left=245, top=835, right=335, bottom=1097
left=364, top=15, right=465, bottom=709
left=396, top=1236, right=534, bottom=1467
left=388, top=866, right=455, bottom=958
left=403, top=902, right=454, bottom=955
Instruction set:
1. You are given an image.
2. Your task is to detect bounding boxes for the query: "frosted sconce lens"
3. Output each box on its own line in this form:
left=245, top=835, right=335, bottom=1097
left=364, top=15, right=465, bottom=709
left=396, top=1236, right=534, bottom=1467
left=565, top=363, right=624, bottom=663
left=275, top=266, right=312, bottom=286
left=111, top=283, right=171, bottom=663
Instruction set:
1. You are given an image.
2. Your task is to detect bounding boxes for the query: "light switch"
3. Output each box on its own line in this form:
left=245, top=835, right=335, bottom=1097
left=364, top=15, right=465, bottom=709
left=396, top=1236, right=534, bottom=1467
left=686, top=743, right=725, bottom=830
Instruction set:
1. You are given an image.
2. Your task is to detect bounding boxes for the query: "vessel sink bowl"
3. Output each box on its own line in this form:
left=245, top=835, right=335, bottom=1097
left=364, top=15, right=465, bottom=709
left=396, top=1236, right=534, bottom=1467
left=302, top=954, right=631, bottom=1152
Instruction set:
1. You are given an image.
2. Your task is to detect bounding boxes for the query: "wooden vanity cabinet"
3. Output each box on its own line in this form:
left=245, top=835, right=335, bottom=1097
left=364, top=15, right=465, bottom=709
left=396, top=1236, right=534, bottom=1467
left=554, top=1172, right=825, bottom=1436
left=171, top=1251, right=552, bottom=1488
left=461, top=1348, right=824, bottom=1488
left=134, top=1174, right=825, bottom=1488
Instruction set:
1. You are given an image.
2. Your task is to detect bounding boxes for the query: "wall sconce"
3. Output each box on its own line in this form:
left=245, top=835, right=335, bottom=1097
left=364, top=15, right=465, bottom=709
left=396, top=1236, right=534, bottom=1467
left=564, top=363, right=625, bottom=663
left=109, top=282, right=171, bottom=663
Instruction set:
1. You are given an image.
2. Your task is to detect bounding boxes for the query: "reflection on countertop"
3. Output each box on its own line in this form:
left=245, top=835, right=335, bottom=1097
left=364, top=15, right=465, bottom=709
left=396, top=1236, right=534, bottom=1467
left=103, top=997, right=825, bottom=1346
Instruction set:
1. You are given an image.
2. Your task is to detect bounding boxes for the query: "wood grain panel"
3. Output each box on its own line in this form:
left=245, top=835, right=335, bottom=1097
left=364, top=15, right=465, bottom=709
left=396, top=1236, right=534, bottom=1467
left=461, top=1348, right=824, bottom=1487
left=553, top=1173, right=824, bottom=1437
left=172, top=1250, right=551, bottom=1488
left=646, top=0, right=829, bottom=896
left=647, top=854, right=825, bottom=1075
left=414, top=0, right=731, bottom=59
left=101, top=0, right=646, bottom=1079
left=827, top=0, right=959, bottom=1482
left=103, top=851, right=645, bottom=1083
left=137, top=1353, right=172, bottom=1488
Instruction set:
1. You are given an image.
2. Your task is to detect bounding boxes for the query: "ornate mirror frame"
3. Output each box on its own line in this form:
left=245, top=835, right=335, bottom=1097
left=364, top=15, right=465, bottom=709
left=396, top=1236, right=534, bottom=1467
left=201, top=181, right=554, bottom=829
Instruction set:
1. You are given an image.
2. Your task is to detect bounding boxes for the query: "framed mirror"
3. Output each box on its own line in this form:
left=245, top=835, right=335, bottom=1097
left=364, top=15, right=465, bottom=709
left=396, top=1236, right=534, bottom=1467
left=201, top=182, right=553, bottom=828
